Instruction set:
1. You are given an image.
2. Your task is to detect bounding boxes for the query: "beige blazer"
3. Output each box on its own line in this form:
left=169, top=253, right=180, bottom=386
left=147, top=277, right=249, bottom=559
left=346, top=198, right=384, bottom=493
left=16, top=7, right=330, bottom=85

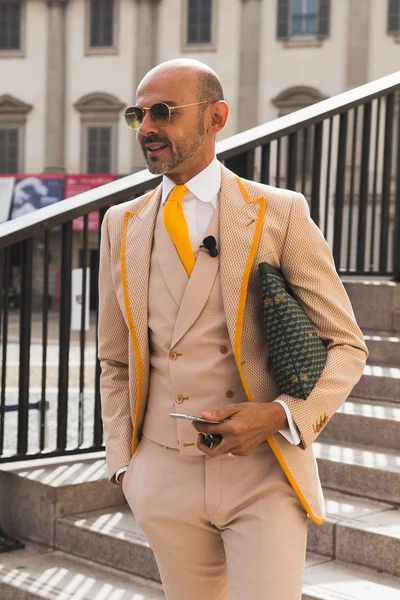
left=98, top=163, right=368, bottom=524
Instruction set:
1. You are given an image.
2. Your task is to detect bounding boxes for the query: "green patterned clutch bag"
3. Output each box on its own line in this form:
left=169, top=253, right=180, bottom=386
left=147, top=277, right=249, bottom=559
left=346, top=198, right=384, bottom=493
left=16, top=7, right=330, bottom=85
left=258, top=262, right=327, bottom=400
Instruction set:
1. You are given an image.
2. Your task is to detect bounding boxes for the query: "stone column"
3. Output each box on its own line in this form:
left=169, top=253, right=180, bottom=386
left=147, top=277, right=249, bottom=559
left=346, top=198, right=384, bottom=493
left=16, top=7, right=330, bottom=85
left=132, top=0, right=161, bottom=171
left=238, top=0, right=262, bottom=132
left=44, top=0, right=68, bottom=172
left=346, top=0, right=371, bottom=89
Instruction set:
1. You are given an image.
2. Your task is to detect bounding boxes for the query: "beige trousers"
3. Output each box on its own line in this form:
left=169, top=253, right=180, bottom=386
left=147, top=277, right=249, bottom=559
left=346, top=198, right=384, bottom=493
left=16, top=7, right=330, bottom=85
left=123, top=436, right=308, bottom=600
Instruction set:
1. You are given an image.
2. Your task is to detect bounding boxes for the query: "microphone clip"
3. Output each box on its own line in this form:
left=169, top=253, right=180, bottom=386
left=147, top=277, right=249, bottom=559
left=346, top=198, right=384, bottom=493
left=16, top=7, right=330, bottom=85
left=200, top=236, right=219, bottom=258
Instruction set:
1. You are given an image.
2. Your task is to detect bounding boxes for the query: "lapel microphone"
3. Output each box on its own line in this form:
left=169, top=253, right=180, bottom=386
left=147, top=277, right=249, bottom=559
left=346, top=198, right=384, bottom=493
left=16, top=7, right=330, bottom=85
left=200, top=236, right=219, bottom=257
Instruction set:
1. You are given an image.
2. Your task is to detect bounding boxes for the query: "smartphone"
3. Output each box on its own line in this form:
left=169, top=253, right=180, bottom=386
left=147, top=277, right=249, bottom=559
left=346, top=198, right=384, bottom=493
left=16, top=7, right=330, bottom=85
left=170, top=413, right=225, bottom=424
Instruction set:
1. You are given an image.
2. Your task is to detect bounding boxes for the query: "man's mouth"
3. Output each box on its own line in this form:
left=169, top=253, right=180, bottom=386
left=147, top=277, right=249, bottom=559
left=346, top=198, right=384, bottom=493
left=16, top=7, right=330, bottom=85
left=144, top=142, right=170, bottom=158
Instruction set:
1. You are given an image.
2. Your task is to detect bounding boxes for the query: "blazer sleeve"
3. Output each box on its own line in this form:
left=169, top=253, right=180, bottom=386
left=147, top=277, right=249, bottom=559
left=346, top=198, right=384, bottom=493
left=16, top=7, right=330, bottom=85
left=276, top=193, right=368, bottom=449
left=98, top=209, right=133, bottom=482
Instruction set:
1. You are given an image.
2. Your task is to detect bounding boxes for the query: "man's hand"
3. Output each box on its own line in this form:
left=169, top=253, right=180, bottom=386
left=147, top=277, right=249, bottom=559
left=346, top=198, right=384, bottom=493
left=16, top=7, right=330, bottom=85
left=192, top=402, right=288, bottom=457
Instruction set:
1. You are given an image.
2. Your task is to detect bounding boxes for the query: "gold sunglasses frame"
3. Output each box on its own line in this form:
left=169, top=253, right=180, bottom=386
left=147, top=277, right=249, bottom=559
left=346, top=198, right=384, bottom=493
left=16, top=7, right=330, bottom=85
left=124, top=101, right=209, bottom=129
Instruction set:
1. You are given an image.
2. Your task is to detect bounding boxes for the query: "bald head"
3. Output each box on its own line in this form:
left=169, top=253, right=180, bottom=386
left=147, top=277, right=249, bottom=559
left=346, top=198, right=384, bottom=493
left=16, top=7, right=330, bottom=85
left=137, top=59, right=224, bottom=105
left=135, top=59, right=229, bottom=183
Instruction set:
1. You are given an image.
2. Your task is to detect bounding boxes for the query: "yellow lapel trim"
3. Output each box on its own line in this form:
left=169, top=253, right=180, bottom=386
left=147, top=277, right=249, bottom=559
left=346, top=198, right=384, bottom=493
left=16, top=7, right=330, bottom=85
left=232, top=176, right=266, bottom=376
left=233, top=177, right=324, bottom=526
left=120, top=187, right=159, bottom=453
left=266, top=437, right=325, bottom=524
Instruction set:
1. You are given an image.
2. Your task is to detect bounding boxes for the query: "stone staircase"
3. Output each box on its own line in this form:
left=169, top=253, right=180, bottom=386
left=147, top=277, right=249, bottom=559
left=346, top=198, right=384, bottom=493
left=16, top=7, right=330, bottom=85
left=0, top=278, right=399, bottom=599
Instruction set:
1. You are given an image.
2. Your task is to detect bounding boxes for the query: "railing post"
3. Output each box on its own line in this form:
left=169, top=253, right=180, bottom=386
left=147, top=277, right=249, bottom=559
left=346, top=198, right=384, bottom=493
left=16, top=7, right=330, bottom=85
left=224, top=150, right=255, bottom=180
left=17, top=239, right=33, bottom=455
left=40, top=231, right=50, bottom=451
left=57, top=222, right=73, bottom=451
left=287, top=133, right=297, bottom=190
left=333, top=112, right=349, bottom=270
left=93, top=208, right=107, bottom=449
left=261, top=143, right=270, bottom=185
left=311, top=123, right=323, bottom=227
left=357, top=102, right=372, bottom=274
left=393, top=94, right=400, bottom=282
left=380, top=93, right=395, bottom=274
left=0, top=248, right=6, bottom=457
left=78, top=215, right=89, bottom=447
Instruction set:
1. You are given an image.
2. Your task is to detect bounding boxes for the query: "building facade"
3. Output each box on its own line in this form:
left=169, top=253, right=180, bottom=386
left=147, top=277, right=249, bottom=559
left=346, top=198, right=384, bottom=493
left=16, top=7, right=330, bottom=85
left=0, top=0, right=399, bottom=309
left=0, top=0, right=399, bottom=177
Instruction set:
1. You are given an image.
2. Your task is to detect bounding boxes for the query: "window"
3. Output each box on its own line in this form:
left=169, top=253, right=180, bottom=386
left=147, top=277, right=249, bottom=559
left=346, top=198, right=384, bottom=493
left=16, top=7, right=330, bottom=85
left=0, top=94, right=31, bottom=171
left=86, top=0, right=118, bottom=54
left=187, top=0, right=212, bottom=44
left=0, top=127, right=19, bottom=173
left=291, top=0, right=317, bottom=35
left=0, top=0, right=22, bottom=51
left=388, top=0, right=400, bottom=35
left=183, top=0, right=216, bottom=51
left=87, top=127, right=111, bottom=174
left=74, top=92, right=123, bottom=173
left=277, top=0, right=330, bottom=41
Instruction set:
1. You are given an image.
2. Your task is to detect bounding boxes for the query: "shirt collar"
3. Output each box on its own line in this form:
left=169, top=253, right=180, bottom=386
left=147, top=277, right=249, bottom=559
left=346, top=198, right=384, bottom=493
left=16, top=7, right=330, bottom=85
left=161, top=157, right=221, bottom=207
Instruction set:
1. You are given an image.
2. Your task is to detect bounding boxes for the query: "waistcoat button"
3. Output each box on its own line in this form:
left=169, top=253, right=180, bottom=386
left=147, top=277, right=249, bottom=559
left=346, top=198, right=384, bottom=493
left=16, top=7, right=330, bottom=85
left=175, top=395, right=184, bottom=404
left=226, top=390, right=234, bottom=399
left=219, top=345, right=228, bottom=354
left=169, top=351, right=178, bottom=360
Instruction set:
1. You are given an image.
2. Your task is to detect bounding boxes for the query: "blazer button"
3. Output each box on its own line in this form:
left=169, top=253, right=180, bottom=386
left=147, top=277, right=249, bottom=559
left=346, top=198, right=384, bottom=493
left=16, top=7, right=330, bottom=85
left=169, top=351, right=178, bottom=360
left=175, top=395, right=184, bottom=404
left=219, top=345, right=228, bottom=354
left=226, top=390, right=234, bottom=399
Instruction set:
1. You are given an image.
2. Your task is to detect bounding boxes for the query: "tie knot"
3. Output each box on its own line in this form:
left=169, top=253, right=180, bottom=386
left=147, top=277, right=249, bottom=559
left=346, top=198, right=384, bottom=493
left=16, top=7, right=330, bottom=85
left=167, top=184, right=188, bottom=205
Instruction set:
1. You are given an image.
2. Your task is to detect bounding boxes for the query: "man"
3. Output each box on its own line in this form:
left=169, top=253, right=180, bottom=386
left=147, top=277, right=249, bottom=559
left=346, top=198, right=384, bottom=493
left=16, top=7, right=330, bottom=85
left=99, top=59, right=367, bottom=600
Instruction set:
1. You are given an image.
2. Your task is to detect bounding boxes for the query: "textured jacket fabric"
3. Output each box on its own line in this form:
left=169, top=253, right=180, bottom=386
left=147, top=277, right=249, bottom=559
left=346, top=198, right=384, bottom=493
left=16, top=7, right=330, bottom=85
left=98, top=163, right=368, bottom=524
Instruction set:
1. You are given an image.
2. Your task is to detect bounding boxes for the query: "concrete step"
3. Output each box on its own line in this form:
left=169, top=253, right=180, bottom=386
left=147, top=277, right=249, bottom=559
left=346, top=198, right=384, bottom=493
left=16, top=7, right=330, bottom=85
left=57, top=489, right=400, bottom=580
left=308, top=489, right=400, bottom=576
left=343, top=279, right=400, bottom=333
left=314, top=441, right=400, bottom=504
left=319, top=399, right=400, bottom=451
left=0, top=541, right=165, bottom=600
left=363, top=330, right=400, bottom=366
left=2, top=545, right=399, bottom=600
left=352, top=364, right=400, bottom=403
left=0, top=453, right=124, bottom=547
left=55, top=504, right=160, bottom=582
left=303, top=555, right=400, bottom=600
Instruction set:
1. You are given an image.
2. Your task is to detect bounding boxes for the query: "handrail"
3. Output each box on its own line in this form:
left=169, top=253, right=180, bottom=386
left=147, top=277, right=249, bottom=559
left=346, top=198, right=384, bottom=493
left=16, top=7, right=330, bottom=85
left=216, top=70, right=400, bottom=157
left=0, top=70, right=399, bottom=249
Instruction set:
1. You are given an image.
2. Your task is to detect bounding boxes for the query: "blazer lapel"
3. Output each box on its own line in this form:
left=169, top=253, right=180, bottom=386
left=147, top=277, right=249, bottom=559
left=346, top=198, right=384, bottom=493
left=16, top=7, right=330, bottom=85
left=171, top=206, right=220, bottom=348
left=219, top=165, right=266, bottom=371
left=120, top=184, right=161, bottom=446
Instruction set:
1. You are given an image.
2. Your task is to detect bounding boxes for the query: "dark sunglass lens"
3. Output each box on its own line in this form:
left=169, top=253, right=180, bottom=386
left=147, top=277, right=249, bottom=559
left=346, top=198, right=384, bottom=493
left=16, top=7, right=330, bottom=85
left=151, top=103, right=170, bottom=127
left=124, top=107, right=143, bottom=130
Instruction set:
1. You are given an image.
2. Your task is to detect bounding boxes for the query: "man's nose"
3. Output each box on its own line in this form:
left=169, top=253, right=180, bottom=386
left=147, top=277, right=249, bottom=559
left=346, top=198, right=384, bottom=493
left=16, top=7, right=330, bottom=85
left=138, top=109, right=159, bottom=137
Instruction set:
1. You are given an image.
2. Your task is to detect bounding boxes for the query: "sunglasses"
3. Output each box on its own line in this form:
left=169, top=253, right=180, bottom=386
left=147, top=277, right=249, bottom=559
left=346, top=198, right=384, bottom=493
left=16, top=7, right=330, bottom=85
left=124, top=101, right=209, bottom=130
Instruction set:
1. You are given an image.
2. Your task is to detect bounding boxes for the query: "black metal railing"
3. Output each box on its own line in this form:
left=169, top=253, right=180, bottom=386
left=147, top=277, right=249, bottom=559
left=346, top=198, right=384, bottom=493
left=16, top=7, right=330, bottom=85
left=0, top=71, right=399, bottom=463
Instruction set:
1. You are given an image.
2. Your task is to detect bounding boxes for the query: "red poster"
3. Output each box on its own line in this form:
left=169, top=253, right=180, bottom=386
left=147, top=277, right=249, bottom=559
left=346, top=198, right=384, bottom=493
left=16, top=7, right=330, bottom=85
left=64, top=174, right=116, bottom=231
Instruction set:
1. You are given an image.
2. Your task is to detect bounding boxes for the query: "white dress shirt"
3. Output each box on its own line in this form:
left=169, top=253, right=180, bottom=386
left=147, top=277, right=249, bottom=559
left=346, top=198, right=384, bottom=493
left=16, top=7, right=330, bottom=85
left=115, top=158, right=300, bottom=483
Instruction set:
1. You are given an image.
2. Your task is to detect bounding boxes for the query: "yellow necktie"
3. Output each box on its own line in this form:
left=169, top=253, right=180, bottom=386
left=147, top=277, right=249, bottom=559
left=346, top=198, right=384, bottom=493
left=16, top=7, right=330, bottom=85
left=163, top=184, right=195, bottom=276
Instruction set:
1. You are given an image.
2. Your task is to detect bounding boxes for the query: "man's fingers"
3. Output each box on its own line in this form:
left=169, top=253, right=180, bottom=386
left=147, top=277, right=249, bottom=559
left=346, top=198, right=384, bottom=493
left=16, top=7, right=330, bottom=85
left=192, top=421, right=226, bottom=434
left=201, top=404, right=240, bottom=422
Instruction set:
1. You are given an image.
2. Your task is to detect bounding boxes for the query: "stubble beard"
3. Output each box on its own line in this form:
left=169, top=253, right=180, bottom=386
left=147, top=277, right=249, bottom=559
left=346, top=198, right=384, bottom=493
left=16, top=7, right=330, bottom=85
left=142, top=119, right=205, bottom=175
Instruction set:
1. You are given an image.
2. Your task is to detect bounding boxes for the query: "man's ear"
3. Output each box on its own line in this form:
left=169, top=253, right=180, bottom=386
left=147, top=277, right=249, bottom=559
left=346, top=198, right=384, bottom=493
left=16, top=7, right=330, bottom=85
left=208, top=101, right=229, bottom=134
